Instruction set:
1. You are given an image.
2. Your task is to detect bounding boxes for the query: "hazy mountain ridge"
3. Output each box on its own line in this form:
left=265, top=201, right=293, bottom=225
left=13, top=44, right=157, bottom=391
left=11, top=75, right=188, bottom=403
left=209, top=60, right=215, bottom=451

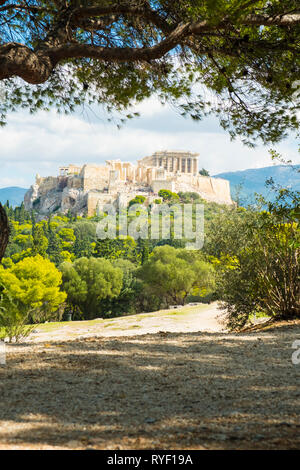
left=215, top=164, right=300, bottom=205
left=0, top=187, right=28, bottom=207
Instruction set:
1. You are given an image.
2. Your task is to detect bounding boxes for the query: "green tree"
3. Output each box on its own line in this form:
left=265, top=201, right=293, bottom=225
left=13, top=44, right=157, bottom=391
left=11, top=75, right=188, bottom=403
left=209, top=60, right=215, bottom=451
left=0, top=293, right=34, bottom=343
left=32, top=224, right=48, bottom=257
left=73, top=223, right=96, bottom=258
left=158, top=190, right=179, bottom=203
left=141, top=241, right=150, bottom=265
left=199, top=168, right=210, bottom=177
left=58, top=227, right=76, bottom=248
left=100, top=259, right=139, bottom=317
left=31, top=210, right=36, bottom=236
left=3, top=201, right=14, bottom=219
left=60, top=257, right=123, bottom=319
left=15, top=202, right=26, bottom=224
left=47, top=222, right=63, bottom=266
left=0, top=2, right=298, bottom=144
left=139, top=245, right=215, bottom=307
left=73, top=231, right=92, bottom=258
left=178, top=192, right=202, bottom=203
left=0, top=255, right=66, bottom=341
left=94, top=237, right=137, bottom=262
left=128, top=195, right=146, bottom=207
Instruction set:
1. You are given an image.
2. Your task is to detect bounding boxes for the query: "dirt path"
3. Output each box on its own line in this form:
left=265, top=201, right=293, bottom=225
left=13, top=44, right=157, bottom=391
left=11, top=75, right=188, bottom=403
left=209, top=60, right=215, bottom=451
left=0, top=319, right=299, bottom=450
left=27, top=303, right=226, bottom=343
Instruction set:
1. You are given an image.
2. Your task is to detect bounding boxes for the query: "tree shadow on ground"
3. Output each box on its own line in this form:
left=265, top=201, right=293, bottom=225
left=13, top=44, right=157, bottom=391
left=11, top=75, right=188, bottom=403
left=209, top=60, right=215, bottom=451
left=0, top=327, right=299, bottom=449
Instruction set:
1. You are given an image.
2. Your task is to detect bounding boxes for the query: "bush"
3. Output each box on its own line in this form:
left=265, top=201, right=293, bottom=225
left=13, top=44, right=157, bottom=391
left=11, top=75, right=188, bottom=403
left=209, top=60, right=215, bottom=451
left=129, top=195, right=146, bottom=207
left=207, top=191, right=300, bottom=329
left=158, top=190, right=179, bottom=203
left=0, top=292, right=34, bottom=343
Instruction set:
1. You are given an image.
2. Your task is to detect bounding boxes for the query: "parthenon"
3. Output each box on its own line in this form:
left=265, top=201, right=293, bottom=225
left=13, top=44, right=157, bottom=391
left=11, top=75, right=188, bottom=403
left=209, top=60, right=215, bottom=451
left=138, top=151, right=199, bottom=175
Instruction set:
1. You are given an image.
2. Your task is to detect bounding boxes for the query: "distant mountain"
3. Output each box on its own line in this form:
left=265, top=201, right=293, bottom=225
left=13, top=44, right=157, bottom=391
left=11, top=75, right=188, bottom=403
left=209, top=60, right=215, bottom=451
left=0, top=187, right=28, bottom=207
left=214, top=165, right=300, bottom=205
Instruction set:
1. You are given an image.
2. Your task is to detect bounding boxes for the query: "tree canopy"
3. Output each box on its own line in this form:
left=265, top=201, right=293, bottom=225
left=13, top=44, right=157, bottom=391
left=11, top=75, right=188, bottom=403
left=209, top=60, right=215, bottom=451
left=138, top=245, right=215, bottom=305
left=60, top=256, right=123, bottom=318
left=0, top=0, right=299, bottom=143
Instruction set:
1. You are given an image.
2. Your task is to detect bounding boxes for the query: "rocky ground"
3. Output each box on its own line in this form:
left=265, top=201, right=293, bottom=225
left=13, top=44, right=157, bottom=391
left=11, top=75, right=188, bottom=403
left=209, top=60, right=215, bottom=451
left=0, top=307, right=299, bottom=450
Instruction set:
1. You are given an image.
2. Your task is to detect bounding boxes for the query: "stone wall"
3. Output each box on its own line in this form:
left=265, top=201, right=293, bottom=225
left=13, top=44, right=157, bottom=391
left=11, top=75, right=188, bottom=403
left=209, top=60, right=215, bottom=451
left=208, top=177, right=232, bottom=204
left=81, top=164, right=109, bottom=191
left=87, top=192, right=115, bottom=217
left=174, top=175, right=232, bottom=204
left=151, top=180, right=176, bottom=194
left=35, top=176, right=59, bottom=195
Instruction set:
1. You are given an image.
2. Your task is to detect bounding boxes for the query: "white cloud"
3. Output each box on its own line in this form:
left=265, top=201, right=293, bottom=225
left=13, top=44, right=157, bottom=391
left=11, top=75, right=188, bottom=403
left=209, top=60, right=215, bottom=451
left=0, top=98, right=299, bottom=188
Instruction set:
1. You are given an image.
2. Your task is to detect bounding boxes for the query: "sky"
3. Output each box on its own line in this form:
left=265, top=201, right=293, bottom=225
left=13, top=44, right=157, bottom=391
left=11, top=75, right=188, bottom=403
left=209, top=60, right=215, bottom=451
left=0, top=97, right=299, bottom=189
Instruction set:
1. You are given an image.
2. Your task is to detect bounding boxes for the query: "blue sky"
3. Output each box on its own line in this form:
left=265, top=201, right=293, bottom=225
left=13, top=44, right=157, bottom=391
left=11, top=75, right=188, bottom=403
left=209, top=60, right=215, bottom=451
left=0, top=97, right=299, bottom=188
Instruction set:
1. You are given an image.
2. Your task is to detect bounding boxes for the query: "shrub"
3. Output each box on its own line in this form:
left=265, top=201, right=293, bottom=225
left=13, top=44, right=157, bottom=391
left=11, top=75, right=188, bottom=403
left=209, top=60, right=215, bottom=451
left=208, top=190, right=300, bottom=329
left=0, top=292, right=34, bottom=343
left=129, top=195, right=146, bottom=207
left=0, top=255, right=66, bottom=341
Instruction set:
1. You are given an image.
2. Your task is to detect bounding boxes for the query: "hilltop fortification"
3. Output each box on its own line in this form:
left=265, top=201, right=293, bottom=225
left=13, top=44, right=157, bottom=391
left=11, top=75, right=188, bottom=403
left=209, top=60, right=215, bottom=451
left=24, top=151, right=233, bottom=216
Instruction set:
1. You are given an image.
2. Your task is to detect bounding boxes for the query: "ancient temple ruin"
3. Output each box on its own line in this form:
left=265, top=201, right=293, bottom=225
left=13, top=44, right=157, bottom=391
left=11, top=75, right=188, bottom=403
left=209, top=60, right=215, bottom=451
left=24, top=151, right=233, bottom=216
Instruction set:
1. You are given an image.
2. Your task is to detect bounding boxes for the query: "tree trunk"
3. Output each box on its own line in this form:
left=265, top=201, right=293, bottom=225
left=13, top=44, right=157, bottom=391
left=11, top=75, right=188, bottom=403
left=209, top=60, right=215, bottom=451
left=0, top=203, right=9, bottom=262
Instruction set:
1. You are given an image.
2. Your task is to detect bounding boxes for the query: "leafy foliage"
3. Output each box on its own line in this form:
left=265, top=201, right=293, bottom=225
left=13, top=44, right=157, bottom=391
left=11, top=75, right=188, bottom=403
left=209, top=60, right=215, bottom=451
left=128, top=195, right=146, bottom=207
left=0, top=255, right=66, bottom=340
left=158, top=189, right=180, bottom=202
left=199, top=168, right=210, bottom=177
left=60, top=257, right=123, bottom=319
left=138, top=245, right=215, bottom=306
left=0, top=1, right=299, bottom=143
left=206, top=190, right=300, bottom=329
left=0, top=292, right=35, bottom=343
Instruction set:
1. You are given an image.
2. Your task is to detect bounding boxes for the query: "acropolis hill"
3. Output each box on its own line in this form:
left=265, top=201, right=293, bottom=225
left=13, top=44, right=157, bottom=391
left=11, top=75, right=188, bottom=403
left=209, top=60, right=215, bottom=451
left=24, top=151, right=233, bottom=216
